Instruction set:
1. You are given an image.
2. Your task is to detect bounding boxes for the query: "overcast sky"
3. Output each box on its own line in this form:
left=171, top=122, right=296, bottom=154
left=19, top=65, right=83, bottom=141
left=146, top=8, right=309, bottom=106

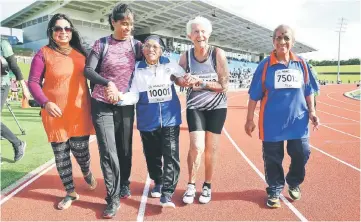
left=1, top=0, right=360, bottom=60
left=209, top=0, right=360, bottom=60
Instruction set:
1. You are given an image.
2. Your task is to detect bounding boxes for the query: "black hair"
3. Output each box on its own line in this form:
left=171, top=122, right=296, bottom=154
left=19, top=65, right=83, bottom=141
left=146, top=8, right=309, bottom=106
left=46, top=13, right=87, bottom=56
left=108, top=3, right=134, bottom=31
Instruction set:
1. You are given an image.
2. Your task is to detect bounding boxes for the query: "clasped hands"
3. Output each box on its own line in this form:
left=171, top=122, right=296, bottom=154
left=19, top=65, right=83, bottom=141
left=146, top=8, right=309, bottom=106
left=104, top=81, right=122, bottom=104
left=182, top=74, right=204, bottom=88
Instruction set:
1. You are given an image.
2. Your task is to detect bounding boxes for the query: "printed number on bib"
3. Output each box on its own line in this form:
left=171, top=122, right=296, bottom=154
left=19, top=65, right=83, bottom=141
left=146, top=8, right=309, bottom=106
left=274, top=69, right=302, bottom=89
left=147, top=84, right=172, bottom=103
left=193, top=73, right=218, bottom=91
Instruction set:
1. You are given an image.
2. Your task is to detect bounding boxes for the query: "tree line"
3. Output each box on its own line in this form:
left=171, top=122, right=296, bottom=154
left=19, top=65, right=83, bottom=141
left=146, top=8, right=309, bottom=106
left=309, top=58, right=360, bottom=66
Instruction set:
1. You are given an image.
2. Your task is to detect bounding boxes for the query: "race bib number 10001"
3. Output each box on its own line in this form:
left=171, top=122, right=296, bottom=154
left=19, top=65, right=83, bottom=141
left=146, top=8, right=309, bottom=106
left=147, top=83, right=172, bottom=103
left=274, top=69, right=302, bottom=89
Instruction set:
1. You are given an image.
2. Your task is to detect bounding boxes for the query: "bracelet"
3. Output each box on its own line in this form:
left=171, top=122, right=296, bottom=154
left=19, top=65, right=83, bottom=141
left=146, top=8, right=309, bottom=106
left=200, top=81, right=207, bottom=89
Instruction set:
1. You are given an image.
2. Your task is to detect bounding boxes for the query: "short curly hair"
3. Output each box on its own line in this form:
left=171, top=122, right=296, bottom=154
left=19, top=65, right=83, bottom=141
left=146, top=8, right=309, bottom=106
left=186, top=16, right=212, bottom=36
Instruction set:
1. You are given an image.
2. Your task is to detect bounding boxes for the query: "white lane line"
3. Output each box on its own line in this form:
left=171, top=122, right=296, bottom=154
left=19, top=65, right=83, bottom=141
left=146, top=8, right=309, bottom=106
left=223, top=128, right=307, bottom=222
left=0, top=135, right=97, bottom=205
left=318, top=101, right=360, bottom=113
left=1, top=158, right=55, bottom=197
left=321, top=123, right=359, bottom=125
left=320, top=124, right=360, bottom=139
left=137, top=175, right=151, bottom=222
left=0, top=161, right=56, bottom=205
left=323, top=140, right=360, bottom=144
left=310, top=145, right=360, bottom=172
left=252, top=112, right=360, bottom=171
left=326, top=92, right=360, bottom=106
left=317, top=110, right=359, bottom=123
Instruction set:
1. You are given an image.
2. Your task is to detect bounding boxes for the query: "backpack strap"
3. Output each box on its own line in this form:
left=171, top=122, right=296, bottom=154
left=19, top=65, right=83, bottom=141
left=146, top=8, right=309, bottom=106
left=132, top=38, right=143, bottom=61
left=185, top=49, right=191, bottom=73
left=211, top=46, right=218, bottom=72
left=95, top=36, right=108, bottom=72
left=100, top=37, right=108, bottom=62
left=130, top=37, right=136, bottom=55
left=125, top=38, right=142, bottom=93
left=91, top=36, right=108, bottom=92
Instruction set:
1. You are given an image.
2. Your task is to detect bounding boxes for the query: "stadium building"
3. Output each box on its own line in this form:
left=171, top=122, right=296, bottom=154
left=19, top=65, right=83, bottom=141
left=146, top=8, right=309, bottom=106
left=1, top=0, right=316, bottom=87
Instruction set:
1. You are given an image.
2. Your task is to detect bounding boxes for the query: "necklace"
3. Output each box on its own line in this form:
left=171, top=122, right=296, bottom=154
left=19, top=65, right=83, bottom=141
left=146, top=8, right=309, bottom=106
left=57, top=46, right=72, bottom=55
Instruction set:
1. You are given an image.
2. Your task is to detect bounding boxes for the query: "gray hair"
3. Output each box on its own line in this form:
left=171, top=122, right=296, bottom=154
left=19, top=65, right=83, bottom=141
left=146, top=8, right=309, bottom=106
left=273, top=24, right=295, bottom=41
left=186, top=16, right=212, bottom=36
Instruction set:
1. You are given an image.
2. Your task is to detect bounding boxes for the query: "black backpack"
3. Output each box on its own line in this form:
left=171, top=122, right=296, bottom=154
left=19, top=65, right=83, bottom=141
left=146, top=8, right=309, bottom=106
left=90, top=36, right=142, bottom=91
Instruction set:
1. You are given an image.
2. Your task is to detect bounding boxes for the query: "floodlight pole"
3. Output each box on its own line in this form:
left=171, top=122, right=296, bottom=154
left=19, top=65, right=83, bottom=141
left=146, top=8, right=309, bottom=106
left=336, top=17, right=345, bottom=83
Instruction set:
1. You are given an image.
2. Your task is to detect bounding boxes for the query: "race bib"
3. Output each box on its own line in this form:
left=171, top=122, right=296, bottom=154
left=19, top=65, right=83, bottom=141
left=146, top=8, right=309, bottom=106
left=147, top=83, right=172, bottom=103
left=274, top=69, right=302, bottom=89
left=193, top=73, right=218, bottom=91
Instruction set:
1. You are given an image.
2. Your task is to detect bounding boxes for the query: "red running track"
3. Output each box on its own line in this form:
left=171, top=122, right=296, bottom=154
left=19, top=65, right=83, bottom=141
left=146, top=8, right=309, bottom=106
left=1, top=84, right=359, bottom=221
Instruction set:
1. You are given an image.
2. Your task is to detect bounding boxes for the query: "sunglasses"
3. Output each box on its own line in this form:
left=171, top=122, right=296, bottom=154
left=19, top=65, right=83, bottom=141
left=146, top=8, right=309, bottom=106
left=275, top=35, right=291, bottom=42
left=52, top=26, right=73, bottom=33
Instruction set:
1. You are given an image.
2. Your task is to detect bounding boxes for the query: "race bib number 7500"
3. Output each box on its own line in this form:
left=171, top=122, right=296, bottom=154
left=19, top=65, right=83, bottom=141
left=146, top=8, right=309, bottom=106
left=274, top=69, right=302, bottom=89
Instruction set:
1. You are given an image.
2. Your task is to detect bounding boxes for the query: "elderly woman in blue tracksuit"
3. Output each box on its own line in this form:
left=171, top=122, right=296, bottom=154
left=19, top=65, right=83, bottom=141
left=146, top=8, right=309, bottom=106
left=105, top=35, right=186, bottom=208
left=245, top=25, right=320, bottom=209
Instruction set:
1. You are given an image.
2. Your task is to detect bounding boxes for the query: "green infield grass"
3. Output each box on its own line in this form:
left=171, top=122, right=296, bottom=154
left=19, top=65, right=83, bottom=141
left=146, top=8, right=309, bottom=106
left=317, top=74, right=360, bottom=83
left=1, top=102, right=53, bottom=190
left=314, top=65, right=360, bottom=73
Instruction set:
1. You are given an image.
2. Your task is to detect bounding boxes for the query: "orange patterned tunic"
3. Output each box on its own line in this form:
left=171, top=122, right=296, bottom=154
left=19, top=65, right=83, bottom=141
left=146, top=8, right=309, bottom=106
left=41, top=46, right=94, bottom=142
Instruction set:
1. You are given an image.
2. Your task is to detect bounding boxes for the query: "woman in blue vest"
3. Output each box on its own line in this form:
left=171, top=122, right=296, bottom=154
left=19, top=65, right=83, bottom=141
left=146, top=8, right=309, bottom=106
left=108, top=35, right=186, bottom=208
left=245, top=24, right=320, bottom=208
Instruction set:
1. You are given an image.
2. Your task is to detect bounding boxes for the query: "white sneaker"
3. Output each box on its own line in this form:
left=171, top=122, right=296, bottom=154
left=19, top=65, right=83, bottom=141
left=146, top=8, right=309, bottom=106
left=182, top=184, right=196, bottom=204
left=160, top=196, right=176, bottom=208
left=199, top=186, right=211, bottom=204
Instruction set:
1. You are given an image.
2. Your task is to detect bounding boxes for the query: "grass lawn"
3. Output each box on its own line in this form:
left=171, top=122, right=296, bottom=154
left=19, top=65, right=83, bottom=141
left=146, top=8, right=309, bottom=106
left=317, top=74, right=360, bottom=83
left=1, top=102, right=53, bottom=190
left=350, top=88, right=361, bottom=99
left=17, top=62, right=31, bottom=80
left=314, top=65, right=360, bottom=73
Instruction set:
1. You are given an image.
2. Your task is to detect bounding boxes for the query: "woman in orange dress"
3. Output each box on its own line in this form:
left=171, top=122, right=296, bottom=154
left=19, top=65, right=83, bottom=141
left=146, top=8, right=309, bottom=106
left=28, top=13, right=96, bottom=210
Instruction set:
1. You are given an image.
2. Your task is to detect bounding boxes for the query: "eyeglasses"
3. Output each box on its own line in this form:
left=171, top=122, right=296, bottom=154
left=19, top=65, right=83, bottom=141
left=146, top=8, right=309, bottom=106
left=52, top=26, right=73, bottom=33
left=143, top=44, right=161, bottom=50
left=275, top=35, right=291, bottom=42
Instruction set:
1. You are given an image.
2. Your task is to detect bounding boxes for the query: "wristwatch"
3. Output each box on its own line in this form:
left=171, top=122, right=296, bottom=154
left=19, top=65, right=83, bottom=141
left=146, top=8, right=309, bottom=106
left=200, top=81, right=207, bottom=89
